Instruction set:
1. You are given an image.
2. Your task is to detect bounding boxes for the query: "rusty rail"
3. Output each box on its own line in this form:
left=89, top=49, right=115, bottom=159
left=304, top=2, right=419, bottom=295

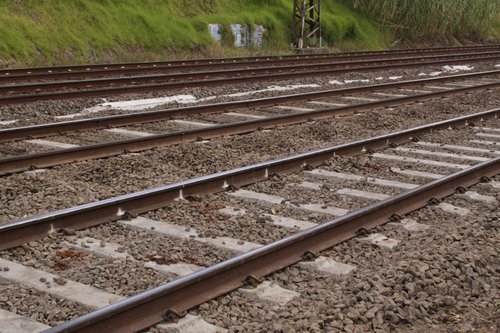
left=1, top=48, right=500, bottom=83
left=1, top=70, right=497, bottom=143
left=0, top=110, right=494, bottom=332
left=1, top=107, right=498, bottom=251
left=0, top=81, right=498, bottom=175
left=42, top=156, right=500, bottom=333
left=1, top=51, right=499, bottom=94
left=0, top=53, right=499, bottom=105
left=2, top=44, right=498, bottom=78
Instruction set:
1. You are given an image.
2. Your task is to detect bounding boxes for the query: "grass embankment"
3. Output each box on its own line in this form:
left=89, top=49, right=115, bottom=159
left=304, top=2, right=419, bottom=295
left=352, top=0, right=500, bottom=42
left=0, top=0, right=387, bottom=66
left=0, top=0, right=498, bottom=66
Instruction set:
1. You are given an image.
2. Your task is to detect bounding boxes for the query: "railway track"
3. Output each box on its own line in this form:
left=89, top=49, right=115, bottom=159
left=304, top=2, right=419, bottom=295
left=0, top=71, right=497, bottom=174
left=2, top=45, right=499, bottom=81
left=0, top=70, right=497, bottom=141
left=0, top=50, right=499, bottom=105
left=0, top=111, right=498, bottom=332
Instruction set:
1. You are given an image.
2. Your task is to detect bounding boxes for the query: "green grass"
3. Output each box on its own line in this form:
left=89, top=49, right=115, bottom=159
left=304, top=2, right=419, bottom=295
left=0, top=0, right=389, bottom=66
left=351, top=0, right=500, bottom=40
left=0, top=0, right=497, bottom=66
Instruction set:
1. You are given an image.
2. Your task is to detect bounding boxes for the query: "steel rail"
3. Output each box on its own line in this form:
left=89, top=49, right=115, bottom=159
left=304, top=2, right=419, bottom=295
left=0, top=107, right=498, bottom=251
left=2, top=44, right=498, bottom=77
left=42, top=156, right=500, bottom=333
left=1, top=51, right=499, bottom=94
left=0, top=81, right=497, bottom=175
left=1, top=70, right=497, bottom=143
left=1, top=55, right=499, bottom=105
left=3, top=48, right=500, bottom=83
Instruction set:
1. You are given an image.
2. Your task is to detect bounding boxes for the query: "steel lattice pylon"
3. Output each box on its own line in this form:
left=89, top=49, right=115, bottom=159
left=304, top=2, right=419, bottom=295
left=291, top=0, right=322, bottom=49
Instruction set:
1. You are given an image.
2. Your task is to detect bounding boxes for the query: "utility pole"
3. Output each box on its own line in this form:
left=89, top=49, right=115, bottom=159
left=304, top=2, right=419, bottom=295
left=291, top=0, right=322, bottom=49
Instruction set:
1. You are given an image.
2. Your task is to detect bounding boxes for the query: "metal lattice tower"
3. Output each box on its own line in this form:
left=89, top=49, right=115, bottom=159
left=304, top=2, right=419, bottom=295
left=291, top=0, right=322, bottom=49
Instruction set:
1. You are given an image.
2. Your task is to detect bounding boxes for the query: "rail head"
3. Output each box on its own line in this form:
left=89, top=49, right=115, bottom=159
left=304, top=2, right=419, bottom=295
left=43, top=155, right=500, bottom=333
left=0, top=107, right=498, bottom=248
left=0, top=54, right=499, bottom=105
left=0, top=69, right=498, bottom=142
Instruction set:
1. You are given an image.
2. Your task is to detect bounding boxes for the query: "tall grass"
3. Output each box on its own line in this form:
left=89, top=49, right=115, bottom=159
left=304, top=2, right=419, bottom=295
left=351, top=0, right=500, bottom=40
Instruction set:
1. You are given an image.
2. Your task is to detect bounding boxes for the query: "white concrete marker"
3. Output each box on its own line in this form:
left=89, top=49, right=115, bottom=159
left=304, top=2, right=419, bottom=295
left=299, top=257, right=357, bottom=276
left=372, top=153, right=470, bottom=170
left=296, top=181, right=397, bottom=200
left=23, top=169, right=48, bottom=177
left=436, top=203, right=470, bottom=216
left=459, top=191, right=497, bottom=205
left=240, top=281, right=299, bottom=305
left=390, top=167, right=444, bottom=180
left=230, top=189, right=350, bottom=216
left=67, top=237, right=132, bottom=260
left=157, top=315, right=227, bottom=333
left=0, top=258, right=125, bottom=309
left=171, top=119, right=215, bottom=128
left=344, top=79, right=370, bottom=84
left=414, top=142, right=499, bottom=155
left=105, top=128, right=153, bottom=138
left=469, top=139, right=500, bottom=146
left=424, top=85, right=454, bottom=90
left=357, top=233, right=400, bottom=250
left=263, top=214, right=317, bottom=230
left=123, top=217, right=197, bottom=238
left=342, top=96, right=380, bottom=102
left=393, top=147, right=490, bottom=162
left=476, top=133, right=500, bottom=140
left=0, top=309, right=50, bottom=333
left=229, top=189, right=284, bottom=205
left=225, top=112, right=266, bottom=119
left=218, top=206, right=247, bottom=217
left=472, top=127, right=500, bottom=133
left=307, top=101, right=348, bottom=107
left=146, top=261, right=204, bottom=277
left=297, top=203, right=349, bottom=216
left=120, top=217, right=261, bottom=254
left=65, top=237, right=204, bottom=276
left=336, top=188, right=391, bottom=201
left=54, top=114, right=79, bottom=120
left=276, top=106, right=315, bottom=112
left=199, top=237, right=262, bottom=254
left=305, top=169, right=418, bottom=190
left=442, top=82, right=476, bottom=87
left=372, top=92, right=408, bottom=98
left=25, top=139, right=79, bottom=149
left=389, top=218, right=430, bottom=232
left=0, top=120, right=17, bottom=126
left=398, top=88, right=433, bottom=94
left=295, top=181, right=322, bottom=190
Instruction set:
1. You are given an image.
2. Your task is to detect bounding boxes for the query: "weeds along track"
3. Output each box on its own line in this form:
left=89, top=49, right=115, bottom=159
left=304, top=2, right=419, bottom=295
left=0, top=111, right=498, bottom=332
